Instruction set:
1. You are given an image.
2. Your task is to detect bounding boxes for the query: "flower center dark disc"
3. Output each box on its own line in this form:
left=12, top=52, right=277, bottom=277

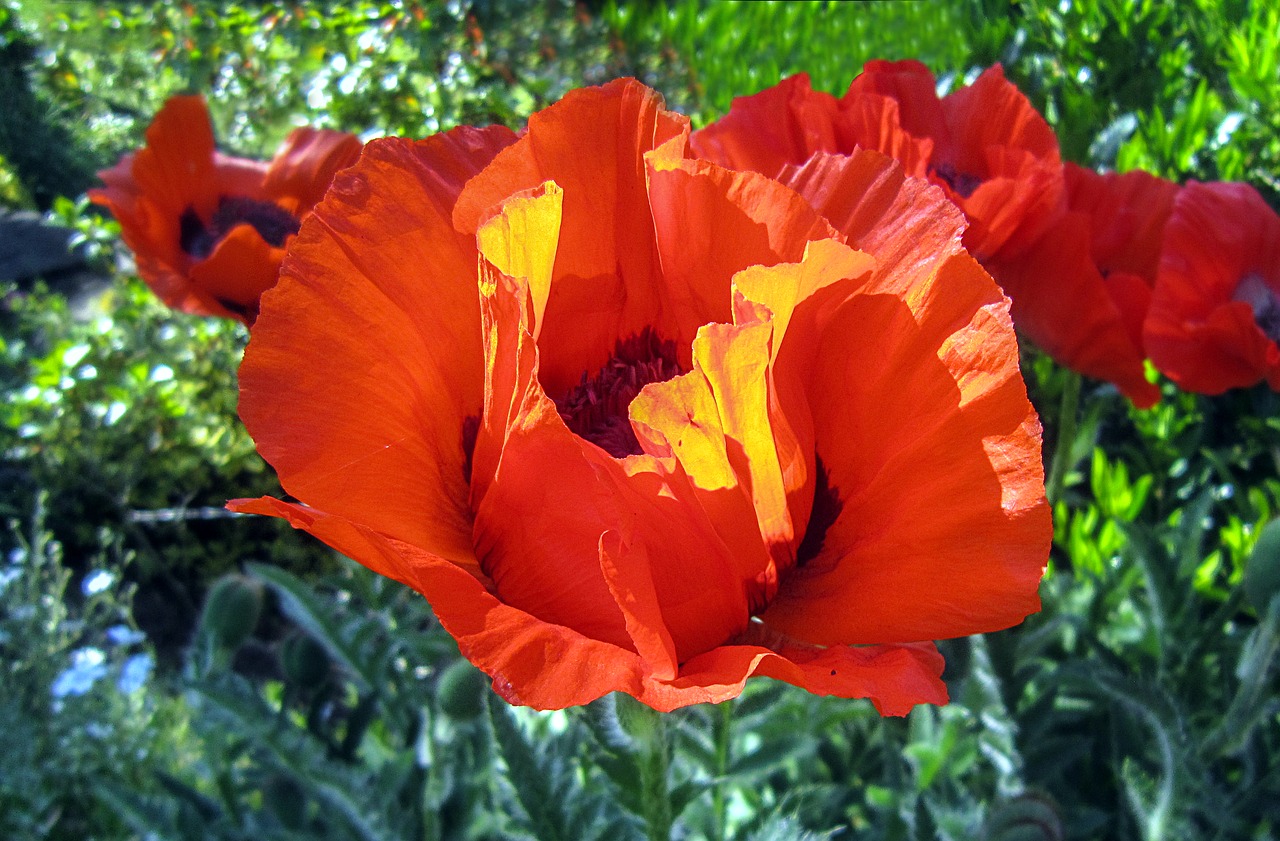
left=179, top=196, right=301, bottom=258
left=555, top=327, right=682, bottom=458
left=796, top=457, right=842, bottom=567
left=1233, top=273, right=1280, bottom=343
left=931, top=163, right=982, bottom=199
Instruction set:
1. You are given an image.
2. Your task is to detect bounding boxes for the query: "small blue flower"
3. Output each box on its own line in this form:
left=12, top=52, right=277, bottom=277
left=51, top=647, right=108, bottom=698
left=82, top=569, right=115, bottom=596
left=106, top=624, right=146, bottom=646
left=0, top=567, right=20, bottom=595
left=117, top=653, right=154, bottom=694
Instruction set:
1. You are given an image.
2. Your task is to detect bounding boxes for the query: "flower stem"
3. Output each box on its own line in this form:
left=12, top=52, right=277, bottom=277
left=710, top=700, right=733, bottom=841
left=638, top=711, right=672, bottom=841
left=616, top=696, right=674, bottom=841
left=1045, top=370, right=1082, bottom=507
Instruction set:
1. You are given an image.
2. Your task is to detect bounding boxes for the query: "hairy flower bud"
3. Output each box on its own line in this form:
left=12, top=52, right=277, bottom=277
left=199, top=573, right=263, bottom=651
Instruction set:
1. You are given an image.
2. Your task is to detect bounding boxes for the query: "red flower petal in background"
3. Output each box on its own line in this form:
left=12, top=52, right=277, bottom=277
left=1145, top=181, right=1280, bottom=393
left=688, top=72, right=933, bottom=181
left=694, top=65, right=1187, bottom=406
left=232, top=80, right=1049, bottom=713
left=91, top=95, right=362, bottom=323
left=844, top=60, right=1066, bottom=262
left=983, top=165, right=1178, bottom=408
left=694, top=62, right=1064, bottom=264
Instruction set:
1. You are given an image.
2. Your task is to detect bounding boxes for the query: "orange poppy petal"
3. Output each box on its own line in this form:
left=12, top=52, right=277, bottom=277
left=127, top=95, right=224, bottom=217
left=599, top=530, right=680, bottom=680
left=988, top=212, right=1160, bottom=407
left=210, top=151, right=274, bottom=202
left=454, top=78, right=689, bottom=397
left=776, top=150, right=966, bottom=297
left=726, top=239, right=876, bottom=548
left=185, top=224, right=285, bottom=322
left=230, top=497, right=945, bottom=713
left=639, top=632, right=947, bottom=716
left=264, top=127, right=365, bottom=214
left=469, top=264, right=633, bottom=648
left=763, top=253, right=1048, bottom=643
left=472, top=263, right=752, bottom=662
left=837, top=93, right=934, bottom=178
left=90, top=97, right=233, bottom=294
left=955, top=150, right=1065, bottom=261
left=689, top=73, right=846, bottom=177
left=239, top=126, right=517, bottom=571
left=942, top=65, right=1059, bottom=167
left=645, top=157, right=838, bottom=359
left=629, top=316, right=788, bottom=586
left=474, top=181, right=564, bottom=346
left=1148, top=303, right=1280, bottom=394
left=845, top=59, right=950, bottom=143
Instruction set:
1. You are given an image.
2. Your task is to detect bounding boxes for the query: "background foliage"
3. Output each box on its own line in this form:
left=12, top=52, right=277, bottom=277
left=1, top=0, right=1278, bottom=839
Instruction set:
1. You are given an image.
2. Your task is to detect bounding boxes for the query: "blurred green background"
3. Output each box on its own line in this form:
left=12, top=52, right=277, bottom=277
left=1, top=1, right=1278, bottom=839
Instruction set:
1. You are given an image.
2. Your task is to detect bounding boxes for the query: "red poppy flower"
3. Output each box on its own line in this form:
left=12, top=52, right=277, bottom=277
left=1144, top=181, right=1280, bottom=393
left=231, top=80, right=1049, bottom=713
left=693, top=67, right=1186, bottom=405
left=984, top=164, right=1178, bottom=407
left=689, top=72, right=933, bottom=181
left=847, top=60, right=1066, bottom=262
left=694, top=61, right=1064, bottom=264
left=91, top=95, right=362, bottom=323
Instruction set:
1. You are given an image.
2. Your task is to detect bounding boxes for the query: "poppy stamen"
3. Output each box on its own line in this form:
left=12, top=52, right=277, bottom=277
left=555, top=327, right=682, bottom=458
left=179, top=196, right=301, bottom=258
left=797, top=457, right=842, bottom=568
left=1233, top=273, right=1280, bottom=342
left=461, top=415, right=480, bottom=483
left=931, top=163, right=982, bottom=199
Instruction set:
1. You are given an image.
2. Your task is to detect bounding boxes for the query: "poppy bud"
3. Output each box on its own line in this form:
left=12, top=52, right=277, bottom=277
left=199, top=573, right=263, bottom=651
left=436, top=658, right=489, bottom=721
left=982, top=792, right=1063, bottom=841
left=1245, top=517, right=1280, bottom=612
left=280, top=630, right=330, bottom=689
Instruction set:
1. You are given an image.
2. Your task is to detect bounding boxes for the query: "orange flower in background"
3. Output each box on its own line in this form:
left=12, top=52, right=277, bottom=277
left=91, top=95, right=362, bottom=323
left=694, top=61, right=1065, bottom=264
left=231, top=80, right=1050, bottom=713
left=985, top=164, right=1178, bottom=407
left=1144, top=181, right=1280, bottom=394
left=694, top=64, right=1192, bottom=406
left=688, top=72, right=933, bottom=182
left=846, top=60, right=1065, bottom=262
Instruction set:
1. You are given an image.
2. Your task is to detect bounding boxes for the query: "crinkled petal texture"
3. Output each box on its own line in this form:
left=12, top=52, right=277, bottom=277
left=841, top=60, right=1065, bottom=262
left=1145, top=181, right=1280, bottom=393
left=693, top=65, right=1091, bottom=406
left=233, top=79, right=1049, bottom=714
left=692, top=63, right=1064, bottom=262
left=689, top=73, right=933, bottom=180
left=90, top=95, right=362, bottom=323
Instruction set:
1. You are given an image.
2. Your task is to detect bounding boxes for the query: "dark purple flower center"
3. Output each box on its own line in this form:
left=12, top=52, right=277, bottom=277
left=796, top=457, right=842, bottom=567
left=1233, top=273, right=1280, bottom=343
left=179, top=196, right=300, bottom=259
left=931, top=163, right=983, bottom=199
left=461, top=414, right=480, bottom=484
left=555, top=327, right=683, bottom=458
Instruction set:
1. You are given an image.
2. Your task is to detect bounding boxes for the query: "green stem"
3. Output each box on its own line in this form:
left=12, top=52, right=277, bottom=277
left=615, top=695, right=674, bottom=840
left=1046, top=370, right=1082, bottom=507
left=710, top=700, right=734, bottom=841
